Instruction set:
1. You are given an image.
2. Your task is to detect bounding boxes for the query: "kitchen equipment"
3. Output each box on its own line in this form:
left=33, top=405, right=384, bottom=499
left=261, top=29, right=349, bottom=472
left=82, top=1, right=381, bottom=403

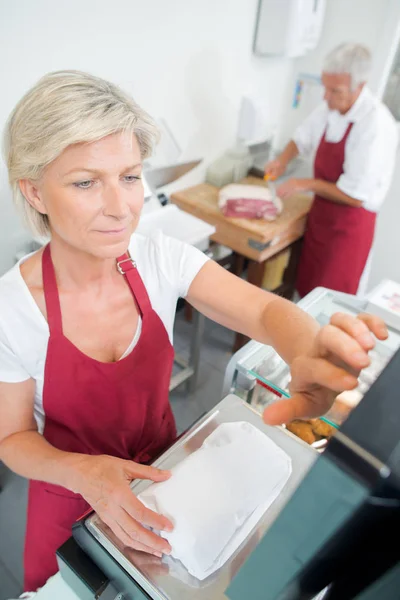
left=143, top=160, right=202, bottom=191
left=205, top=145, right=253, bottom=187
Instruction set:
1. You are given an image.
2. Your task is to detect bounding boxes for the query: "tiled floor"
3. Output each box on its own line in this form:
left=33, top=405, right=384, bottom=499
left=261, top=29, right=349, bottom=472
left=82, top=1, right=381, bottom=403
left=0, top=310, right=235, bottom=599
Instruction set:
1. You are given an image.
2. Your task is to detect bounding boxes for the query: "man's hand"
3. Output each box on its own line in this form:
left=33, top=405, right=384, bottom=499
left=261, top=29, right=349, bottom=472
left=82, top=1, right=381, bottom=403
left=263, top=313, right=388, bottom=425
left=276, top=178, right=312, bottom=199
left=71, top=454, right=174, bottom=557
left=264, top=159, right=287, bottom=180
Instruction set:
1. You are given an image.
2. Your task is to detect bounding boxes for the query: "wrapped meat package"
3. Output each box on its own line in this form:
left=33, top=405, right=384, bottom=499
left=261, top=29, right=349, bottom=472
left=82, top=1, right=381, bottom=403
left=138, top=421, right=291, bottom=580
left=218, top=183, right=282, bottom=220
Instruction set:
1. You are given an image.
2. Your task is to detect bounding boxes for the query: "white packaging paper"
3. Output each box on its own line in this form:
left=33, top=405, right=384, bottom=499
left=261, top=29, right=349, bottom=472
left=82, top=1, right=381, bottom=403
left=138, top=421, right=292, bottom=580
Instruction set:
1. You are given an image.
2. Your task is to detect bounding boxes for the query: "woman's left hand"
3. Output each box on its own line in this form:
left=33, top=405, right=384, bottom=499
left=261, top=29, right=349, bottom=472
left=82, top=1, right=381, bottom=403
left=263, top=313, right=388, bottom=426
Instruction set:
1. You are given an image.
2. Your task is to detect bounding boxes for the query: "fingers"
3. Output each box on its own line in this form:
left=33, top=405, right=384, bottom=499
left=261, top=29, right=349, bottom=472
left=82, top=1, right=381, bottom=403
left=293, top=356, right=359, bottom=392
left=268, top=313, right=389, bottom=428
left=96, top=479, right=173, bottom=556
left=276, top=183, right=289, bottom=199
left=264, top=161, right=277, bottom=175
left=115, top=505, right=172, bottom=555
left=122, top=492, right=174, bottom=533
left=103, top=518, right=137, bottom=549
left=330, top=312, right=388, bottom=344
left=264, top=160, right=283, bottom=179
left=330, top=312, right=376, bottom=352
left=263, top=355, right=359, bottom=425
left=263, top=392, right=324, bottom=425
left=127, top=544, right=164, bottom=560
left=316, top=324, right=371, bottom=371
left=126, top=462, right=172, bottom=483
left=357, top=313, right=388, bottom=341
left=276, top=180, right=296, bottom=200
left=105, top=518, right=164, bottom=558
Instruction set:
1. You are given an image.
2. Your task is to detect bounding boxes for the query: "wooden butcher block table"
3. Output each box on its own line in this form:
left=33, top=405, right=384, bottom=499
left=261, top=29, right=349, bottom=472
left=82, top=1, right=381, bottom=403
left=171, top=176, right=313, bottom=351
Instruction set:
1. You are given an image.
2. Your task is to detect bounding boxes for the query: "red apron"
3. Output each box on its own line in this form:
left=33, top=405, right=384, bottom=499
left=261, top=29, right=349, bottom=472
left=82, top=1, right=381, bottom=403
left=296, top=122, right=376, bottom=297
left=24, top=245, right=177, bottom=592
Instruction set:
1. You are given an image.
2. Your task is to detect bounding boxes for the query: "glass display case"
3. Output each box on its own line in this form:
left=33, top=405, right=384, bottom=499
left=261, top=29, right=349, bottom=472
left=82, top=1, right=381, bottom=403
left=223, top=287, right=400, bottom=450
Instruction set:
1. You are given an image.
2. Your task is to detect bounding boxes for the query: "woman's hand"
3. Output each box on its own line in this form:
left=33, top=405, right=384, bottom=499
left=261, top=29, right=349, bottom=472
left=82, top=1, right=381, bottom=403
left=101, top=522, right=170, bottom=577
left=263, top=313, right=388, bottom=425
left=71, top=454, right=173, bottom=557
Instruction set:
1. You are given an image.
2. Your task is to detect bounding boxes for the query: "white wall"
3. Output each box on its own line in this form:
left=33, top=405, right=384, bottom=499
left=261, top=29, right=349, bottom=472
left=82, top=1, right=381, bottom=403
left=0, top=0, right=294, bottom=275
left=368, top=1, right=400, bottom=289
left=368, top=136, right=400, bottom=289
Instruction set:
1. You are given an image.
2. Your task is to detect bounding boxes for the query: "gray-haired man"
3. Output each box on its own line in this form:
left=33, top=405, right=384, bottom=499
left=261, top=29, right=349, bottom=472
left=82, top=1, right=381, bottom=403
left=265, top=43, right=398, bottom=297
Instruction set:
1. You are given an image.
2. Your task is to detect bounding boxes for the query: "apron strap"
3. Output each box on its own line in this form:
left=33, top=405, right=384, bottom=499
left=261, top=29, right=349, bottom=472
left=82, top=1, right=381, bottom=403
left=42, top=246, right=151, bottom=335
left=343, top=121, right=354, bottom=141
left=42, top=244, right=63, bottom=335
left=116, top=253, right=152, bottom=314
left=322, top=121, right=354, bottom=143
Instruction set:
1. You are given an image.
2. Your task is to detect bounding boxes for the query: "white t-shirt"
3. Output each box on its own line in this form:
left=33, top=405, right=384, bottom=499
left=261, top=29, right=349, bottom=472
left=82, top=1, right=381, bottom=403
left=293, top=86, right=398, bottom=212
left=0, top=231, right=209, bottom=433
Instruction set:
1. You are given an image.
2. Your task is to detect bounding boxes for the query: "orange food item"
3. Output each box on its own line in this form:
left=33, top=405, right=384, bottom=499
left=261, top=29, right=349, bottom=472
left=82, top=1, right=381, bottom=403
left=286, top=420, right=316, bottom=445
left=311, top=419, right=335, bottom=438
left=286, top=417, right=336, bottom=445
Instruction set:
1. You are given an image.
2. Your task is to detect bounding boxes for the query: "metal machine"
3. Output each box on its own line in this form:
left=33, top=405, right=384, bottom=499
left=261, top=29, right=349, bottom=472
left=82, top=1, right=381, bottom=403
left=56, top=287, right=400, bottom=599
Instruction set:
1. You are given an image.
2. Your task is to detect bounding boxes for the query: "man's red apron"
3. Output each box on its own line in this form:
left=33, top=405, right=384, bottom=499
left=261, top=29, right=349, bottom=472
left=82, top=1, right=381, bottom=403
left=296, top=122, right=376, bottom=297
left=24, top=245, right=177, bottom=592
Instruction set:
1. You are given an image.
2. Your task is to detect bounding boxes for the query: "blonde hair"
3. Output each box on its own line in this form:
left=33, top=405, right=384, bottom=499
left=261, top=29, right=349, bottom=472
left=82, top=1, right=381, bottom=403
left=3, top=70, right=159, bottom=237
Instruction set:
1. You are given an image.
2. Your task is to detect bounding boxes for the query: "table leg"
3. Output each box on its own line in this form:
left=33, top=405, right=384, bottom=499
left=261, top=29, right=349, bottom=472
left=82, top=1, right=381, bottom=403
left=247, top=259, right=266, bottom=287
left=274, top=238, right=303, bottom=300
left=232, top=252, right=246, bottom=277
left=184, top=300, right=193, bottom=322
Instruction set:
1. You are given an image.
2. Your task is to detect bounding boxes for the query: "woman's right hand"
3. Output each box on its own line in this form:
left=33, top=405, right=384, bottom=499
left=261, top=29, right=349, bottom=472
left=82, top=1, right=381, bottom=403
left=264, top=158, right=287, bottom=180
left=71, top=454, right=173, bottom=557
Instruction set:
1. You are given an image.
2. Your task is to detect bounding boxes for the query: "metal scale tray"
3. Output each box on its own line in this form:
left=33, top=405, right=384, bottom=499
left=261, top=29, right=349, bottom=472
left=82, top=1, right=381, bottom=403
left=77, top=395, right=316, bottom=600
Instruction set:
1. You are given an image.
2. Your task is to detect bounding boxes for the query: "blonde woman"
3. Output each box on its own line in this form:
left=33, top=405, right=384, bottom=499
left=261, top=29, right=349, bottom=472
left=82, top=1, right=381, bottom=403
left=0, top=71, right=387, bottom=592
